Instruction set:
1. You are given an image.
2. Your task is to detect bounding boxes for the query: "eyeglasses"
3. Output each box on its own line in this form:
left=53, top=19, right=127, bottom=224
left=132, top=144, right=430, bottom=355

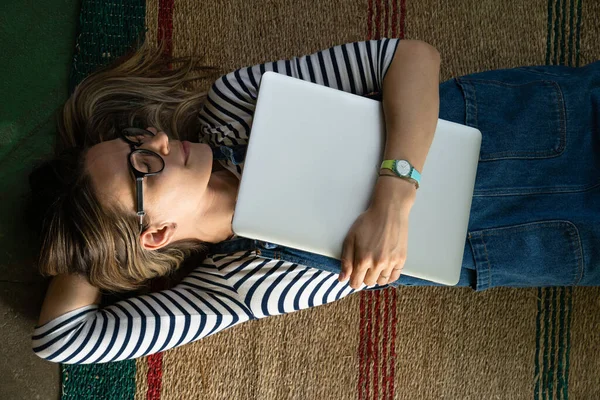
left=120, top=127, right=166, bottom=233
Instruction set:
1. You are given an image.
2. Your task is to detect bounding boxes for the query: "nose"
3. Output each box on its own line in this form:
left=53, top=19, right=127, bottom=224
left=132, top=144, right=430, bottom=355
left=142, top=127, right=170, bottom=156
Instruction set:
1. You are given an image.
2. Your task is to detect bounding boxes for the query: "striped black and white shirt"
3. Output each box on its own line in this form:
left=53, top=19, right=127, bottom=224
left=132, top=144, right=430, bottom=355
left=32, top=38, right=400, bottom=364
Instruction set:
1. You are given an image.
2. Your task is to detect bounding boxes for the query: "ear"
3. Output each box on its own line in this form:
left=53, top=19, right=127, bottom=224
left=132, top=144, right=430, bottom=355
left=140, top=222, right=177, bottom=251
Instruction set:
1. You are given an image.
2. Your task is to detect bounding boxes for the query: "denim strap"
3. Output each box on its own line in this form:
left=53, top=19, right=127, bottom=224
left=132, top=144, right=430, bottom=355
left=211, top=145, right=248, bottom=165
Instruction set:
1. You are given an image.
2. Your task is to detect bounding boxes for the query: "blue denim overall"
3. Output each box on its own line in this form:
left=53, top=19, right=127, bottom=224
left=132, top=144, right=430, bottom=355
left=207, top=61, right=600, bottom=292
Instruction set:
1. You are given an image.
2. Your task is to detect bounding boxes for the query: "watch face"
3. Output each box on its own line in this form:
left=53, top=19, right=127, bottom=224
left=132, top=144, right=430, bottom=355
left=395, top=160, right=411, bottom=176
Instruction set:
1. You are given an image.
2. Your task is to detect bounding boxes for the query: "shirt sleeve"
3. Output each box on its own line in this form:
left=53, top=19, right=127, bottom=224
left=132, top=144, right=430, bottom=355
left=31, top=265, right=255, bottom=364
left=197, top=38, right=400, bottom=154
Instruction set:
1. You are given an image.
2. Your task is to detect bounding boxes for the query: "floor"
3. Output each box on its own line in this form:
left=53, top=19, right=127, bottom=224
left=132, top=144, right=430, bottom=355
left=0, top=0, right=81, bottom=398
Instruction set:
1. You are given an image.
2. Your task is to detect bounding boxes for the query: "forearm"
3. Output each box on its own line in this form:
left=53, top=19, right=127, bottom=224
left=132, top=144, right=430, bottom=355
left=32, top=270, right=251, bottom=364
left=372, top=40, right=441, bottom=208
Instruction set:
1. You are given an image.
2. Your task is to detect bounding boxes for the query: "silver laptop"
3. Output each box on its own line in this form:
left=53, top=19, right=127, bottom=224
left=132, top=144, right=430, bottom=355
left=232, top=71, right=481, bottom=286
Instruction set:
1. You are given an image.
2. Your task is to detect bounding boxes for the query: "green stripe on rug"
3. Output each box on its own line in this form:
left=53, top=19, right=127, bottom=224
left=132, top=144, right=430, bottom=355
left=60, top=0, right=146, bottom=398
left=575, top=0, right=582, bottom=67
left=549, top=288, right=557, bottom=399
left=564, top=287, right=574, bottom=399
left=535, top=0, right=583, bottom=396
left=552, top=0, right=560, bottom=65
left=543, top=288, right=550, bottom=398
left=559, top=0, right=567, bottom=65
left=533, top=288, right=550, bottom=400
left=62, top=361, right=137, bottom=399
left=68, top=0, right=147, bottom=91
left=535, top=287, right=575, bottom=400
left=556, top=287, right=567, bottom=398
left=568, top=0, right=575, bottom=67
left=545, top=0, right=553, bottom=64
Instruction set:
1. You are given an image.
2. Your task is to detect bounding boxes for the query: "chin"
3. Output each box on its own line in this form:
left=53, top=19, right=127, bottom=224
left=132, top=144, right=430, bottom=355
left=188, top=142, right=213, bottom=164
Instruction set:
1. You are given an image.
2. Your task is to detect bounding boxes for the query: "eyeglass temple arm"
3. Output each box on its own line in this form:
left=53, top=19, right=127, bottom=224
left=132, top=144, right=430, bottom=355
left=136, top=177, right=145, bottom=226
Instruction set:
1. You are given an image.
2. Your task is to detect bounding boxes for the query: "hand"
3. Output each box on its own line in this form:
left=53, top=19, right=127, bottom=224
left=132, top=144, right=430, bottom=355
left=339, top=190, right=411, bottom=289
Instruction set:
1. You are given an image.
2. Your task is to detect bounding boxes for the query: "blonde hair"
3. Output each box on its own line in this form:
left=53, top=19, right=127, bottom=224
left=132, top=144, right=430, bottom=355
left=31, top=39, right=222, bottom=293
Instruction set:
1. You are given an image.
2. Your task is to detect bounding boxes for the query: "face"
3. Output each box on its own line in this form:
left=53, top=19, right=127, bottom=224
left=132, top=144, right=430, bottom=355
left=85, top=128, right=214, bottom=239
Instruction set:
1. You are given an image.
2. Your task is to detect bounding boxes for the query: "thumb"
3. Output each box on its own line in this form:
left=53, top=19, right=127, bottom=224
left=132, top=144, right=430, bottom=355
left=340, top=235, right=354, bottom=282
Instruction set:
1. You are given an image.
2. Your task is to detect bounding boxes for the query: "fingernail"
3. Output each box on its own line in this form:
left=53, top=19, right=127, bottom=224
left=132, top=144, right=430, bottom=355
left=339, top=273, right=346, bottom=281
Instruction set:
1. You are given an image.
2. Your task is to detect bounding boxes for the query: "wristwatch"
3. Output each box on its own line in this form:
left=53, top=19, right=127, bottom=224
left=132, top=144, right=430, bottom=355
left=380, top=159, right=421, bottom=189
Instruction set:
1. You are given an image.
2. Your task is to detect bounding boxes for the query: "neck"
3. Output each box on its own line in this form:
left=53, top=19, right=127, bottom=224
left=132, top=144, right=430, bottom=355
left=193, top=167, right=240, bottom=243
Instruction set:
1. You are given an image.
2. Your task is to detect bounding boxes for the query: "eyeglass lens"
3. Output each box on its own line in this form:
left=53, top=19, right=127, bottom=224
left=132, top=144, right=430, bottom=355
left=131, top=151, right=164, bottom=174
left=122, top=128, right=164, bottom=174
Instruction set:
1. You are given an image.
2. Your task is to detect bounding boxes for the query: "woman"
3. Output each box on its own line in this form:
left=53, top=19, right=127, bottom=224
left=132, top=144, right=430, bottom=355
left=30, top=37, right=600, bottom=364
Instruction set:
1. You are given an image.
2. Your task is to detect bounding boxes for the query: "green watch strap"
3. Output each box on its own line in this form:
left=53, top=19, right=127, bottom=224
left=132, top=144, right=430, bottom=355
left=380, top=160, right=396, bottom=170
left=380, top=159, right=421, bottom=188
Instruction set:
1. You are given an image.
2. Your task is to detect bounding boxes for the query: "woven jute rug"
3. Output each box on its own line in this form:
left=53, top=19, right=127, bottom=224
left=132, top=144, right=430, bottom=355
left=60, top=0, right=600, bottom=399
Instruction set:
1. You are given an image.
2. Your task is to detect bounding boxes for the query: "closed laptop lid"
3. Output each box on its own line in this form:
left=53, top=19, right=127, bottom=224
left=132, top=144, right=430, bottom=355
left=232, top=71, right=481, bottom=285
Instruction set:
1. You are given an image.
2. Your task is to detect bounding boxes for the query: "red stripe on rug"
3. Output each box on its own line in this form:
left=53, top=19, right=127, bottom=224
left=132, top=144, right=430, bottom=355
left=383, top=0, right=389, bottom=40
left=157, top=0, right=175, bottom=57
left=392, top=0, right=398, bottom=37
left=382, top=288, right=391, bottom=400
left=373, top=289, right=382, bottom=396
left=366, top=291, right=375, bottom=397
left=358, top=1, right=406, bottom=397
left=374, top=0, right=382, bottom=39
left=388, top=289, right=399, bottom=399
left=146, top=353, right=164, bottom=400
left=358, top=291, right=368, bottom=400
left=367, top=0, right=373, bottom=43
left=399, top=0, right=407, bottom=39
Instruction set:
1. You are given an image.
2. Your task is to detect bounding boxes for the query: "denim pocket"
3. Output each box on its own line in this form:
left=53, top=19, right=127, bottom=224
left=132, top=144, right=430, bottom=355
left=456, top=77, right=566, bottom=161
left=515, top=65, right=579, bottom=77
left=468, top=220, right=584, bottom=291
left=279, top=245, right=343, bottom=275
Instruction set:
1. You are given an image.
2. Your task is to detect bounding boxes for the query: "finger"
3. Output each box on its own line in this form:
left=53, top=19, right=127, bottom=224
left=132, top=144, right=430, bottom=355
left=376, top=264, right=393, bottom=285
left=364, top=259, right=386, bottom=286
left=388, top=265, right=403, bottom=283
left=340, top=235, right=354, bottom=282
left=350, top=257, right=371, bottom=290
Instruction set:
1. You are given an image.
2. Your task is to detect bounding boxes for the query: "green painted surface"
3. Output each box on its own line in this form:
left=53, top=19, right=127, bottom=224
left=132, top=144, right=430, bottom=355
left=0, top=0, right=80, bottom=280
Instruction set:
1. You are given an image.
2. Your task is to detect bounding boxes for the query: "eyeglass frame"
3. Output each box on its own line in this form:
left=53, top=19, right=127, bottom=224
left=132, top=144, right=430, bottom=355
left=119, top=127, right=166, bottom=233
